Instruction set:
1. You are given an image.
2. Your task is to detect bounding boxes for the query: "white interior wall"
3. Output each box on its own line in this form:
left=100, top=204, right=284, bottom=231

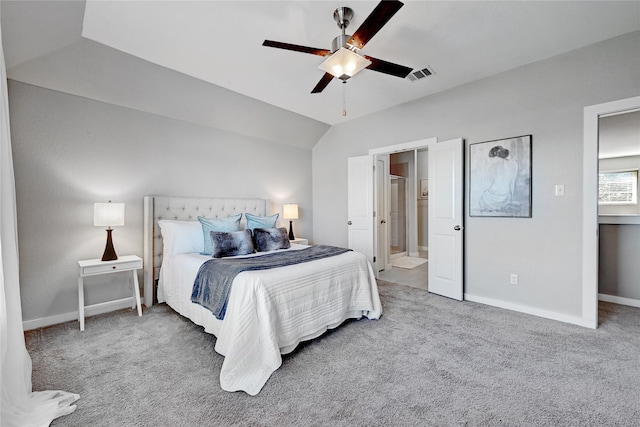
left=312, top=31, right=640, bottom=322
left=9, top=81, right=313, bottom=323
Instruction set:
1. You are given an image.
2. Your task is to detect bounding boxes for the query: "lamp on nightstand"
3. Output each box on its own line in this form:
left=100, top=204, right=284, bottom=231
left=94, top=201, right=125, bottom=261
left=283, top=203, right=298, bottom=240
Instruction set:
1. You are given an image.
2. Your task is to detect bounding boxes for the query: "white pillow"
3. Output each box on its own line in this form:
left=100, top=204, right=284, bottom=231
left=157, top=220, right=203, bottom=256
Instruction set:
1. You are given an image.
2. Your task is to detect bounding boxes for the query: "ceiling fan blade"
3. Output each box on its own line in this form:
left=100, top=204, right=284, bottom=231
left=262, top=40, right=330, bottom=56
left=347, top=0, right=404, bottom=50
left=311, top=73, right=334, bottom=94
left=364, top=56, right=413, bottom=78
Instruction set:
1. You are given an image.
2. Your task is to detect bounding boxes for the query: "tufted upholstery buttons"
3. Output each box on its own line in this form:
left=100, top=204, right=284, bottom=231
left=150, top=196, right=270, bottom=283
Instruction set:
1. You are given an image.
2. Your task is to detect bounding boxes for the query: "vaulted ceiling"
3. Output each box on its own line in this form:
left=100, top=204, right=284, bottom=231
left=2, top=1, right=639, bottom=149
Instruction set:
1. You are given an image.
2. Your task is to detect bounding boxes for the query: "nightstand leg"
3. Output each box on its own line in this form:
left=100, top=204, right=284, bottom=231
left=132, top=270, right=142, bottom=316
left=78, top=276, right=85, bottom=331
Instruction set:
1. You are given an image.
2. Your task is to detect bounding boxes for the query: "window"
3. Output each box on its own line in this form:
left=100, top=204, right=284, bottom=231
left=598, top=169, right=638, bottom=205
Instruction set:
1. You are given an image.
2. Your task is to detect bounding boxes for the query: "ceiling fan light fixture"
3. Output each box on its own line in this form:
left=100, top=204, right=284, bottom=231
left=319, top=47, right=371, bottom=80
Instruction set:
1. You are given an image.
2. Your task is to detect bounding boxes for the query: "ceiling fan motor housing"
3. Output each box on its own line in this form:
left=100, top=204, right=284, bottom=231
left=333, top=7, right=353, bottom=29
left=332, top=7, right=355, bottom=53
left=332, top=34, right=353, bottom=53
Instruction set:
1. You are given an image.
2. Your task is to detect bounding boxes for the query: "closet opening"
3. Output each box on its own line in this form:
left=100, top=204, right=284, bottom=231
left=597, top=109, right=640, bottom=311
left=583, top=96, right=640, bottom=328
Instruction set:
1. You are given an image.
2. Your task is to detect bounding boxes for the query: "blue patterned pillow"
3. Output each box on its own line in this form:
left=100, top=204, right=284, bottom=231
left=198, top=214, right=242, bottom=255
left=253, top=227, right=291, bottom=252
left=209, top=230, right=255, bottom=258
left=245, top=213, right=279, bottom=231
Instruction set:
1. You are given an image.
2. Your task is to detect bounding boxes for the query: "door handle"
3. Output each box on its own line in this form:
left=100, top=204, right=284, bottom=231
left=454, top=225, right=461, bottom=231
left=347, top=221, right=352, bottom=225
left=380, top=219, right=387, bottom=224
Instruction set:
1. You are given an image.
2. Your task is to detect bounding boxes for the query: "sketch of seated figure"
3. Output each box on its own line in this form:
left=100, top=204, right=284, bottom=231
left=479, top=145, right=519, bottom=212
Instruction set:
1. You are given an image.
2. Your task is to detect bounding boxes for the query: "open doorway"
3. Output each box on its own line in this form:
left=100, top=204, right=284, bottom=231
left=350, top=137, right=463, bottom=299
left=583, top=96, right=640, bottom=328
left=390, top=175, right=407, bottom=257
left=597, top=109, right=640, bottom=309
left=377, top=149, right=429, bottom=291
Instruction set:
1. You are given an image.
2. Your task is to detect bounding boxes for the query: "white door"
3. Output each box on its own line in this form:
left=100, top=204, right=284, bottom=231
left=390, top=180, right=399, bottom=247
left=376, top=155, right=389, bottom=272
left=348, top=155, right=374, bottom=265
left=428, top=138, right=464, bottom=300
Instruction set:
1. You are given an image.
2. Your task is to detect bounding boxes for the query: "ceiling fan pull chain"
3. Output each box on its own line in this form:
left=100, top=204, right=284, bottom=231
left=342, top=81, right=347, bottom=116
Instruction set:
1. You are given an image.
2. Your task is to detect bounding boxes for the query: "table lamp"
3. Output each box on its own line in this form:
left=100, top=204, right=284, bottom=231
left=94, top=201, right=125, bottom=261
left=283, top=203, right=298, bottom=240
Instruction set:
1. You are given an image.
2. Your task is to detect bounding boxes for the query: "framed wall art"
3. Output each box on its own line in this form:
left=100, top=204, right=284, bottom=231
left=469, top=135, right=532, bottom=217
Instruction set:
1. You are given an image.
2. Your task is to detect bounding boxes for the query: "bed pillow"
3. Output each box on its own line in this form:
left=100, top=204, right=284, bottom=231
left=198, top=214, right=242, bottom=255
left=253, top=227, right=291, bottom=252
left=157, top=220, right=203, bottom=256
left=245, top=213, right=279, bottom=231
left=209, top=230, right=255, bottom=258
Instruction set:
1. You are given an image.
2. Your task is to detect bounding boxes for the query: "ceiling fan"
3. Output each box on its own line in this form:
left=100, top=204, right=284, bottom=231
left=262, top=0, right=413, bottom=94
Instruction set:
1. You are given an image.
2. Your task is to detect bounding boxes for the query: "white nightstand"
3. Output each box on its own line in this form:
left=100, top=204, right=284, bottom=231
left=77, top=255, right=143, bottom=331
left=290, top=238, right=309, bottom=245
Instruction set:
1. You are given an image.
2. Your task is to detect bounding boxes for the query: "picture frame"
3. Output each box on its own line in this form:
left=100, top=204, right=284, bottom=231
left=419, top=179, right=429, bottom=199
left=469, top=135, right=532, bottom=217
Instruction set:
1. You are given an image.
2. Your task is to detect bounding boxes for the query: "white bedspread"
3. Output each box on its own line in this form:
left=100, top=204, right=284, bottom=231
left=158, top=244, right=382, bottom=395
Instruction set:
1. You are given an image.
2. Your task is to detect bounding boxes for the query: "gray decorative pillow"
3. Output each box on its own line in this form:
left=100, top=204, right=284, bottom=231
left=198, top=214, right=242, bottom=255
left=253, top=227, right=291, bottom=252
left=209, top=229, right=255, bottom=258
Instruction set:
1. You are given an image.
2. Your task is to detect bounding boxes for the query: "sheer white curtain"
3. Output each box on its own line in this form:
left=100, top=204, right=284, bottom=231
left=0, top=17, right=79, bottom=427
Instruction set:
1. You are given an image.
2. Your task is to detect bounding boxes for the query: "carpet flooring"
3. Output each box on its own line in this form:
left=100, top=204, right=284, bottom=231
left=378, top=261, right=428, bottom=291
left=25, top=281, right=640, bottom=426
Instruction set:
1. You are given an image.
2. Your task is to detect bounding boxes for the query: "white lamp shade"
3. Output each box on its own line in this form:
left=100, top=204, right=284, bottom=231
left=94, top=202, right=125, bottom=227
left=283, top=204, right=299, bottom=220
left=318, top=47, right=371, bottom=79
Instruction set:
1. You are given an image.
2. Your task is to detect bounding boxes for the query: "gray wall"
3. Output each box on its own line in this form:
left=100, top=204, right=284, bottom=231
left=599, top=224, right=640, bottom=300
left=9, top=81, right=313, bottom=322
left=312, top=32, right=640, bottom=319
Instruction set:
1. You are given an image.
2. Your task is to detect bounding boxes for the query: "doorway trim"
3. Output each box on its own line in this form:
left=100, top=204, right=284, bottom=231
left=370, top=137, right=437, bottom=276
left=582, top=96, right=640, bottom=329
left=376, top=155, right=391, bottom=272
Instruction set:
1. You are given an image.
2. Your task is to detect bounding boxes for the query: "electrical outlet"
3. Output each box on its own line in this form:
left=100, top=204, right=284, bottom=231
left=555, top=184, right=565, bottom=196
left=510, top=273, right=519, bottom=285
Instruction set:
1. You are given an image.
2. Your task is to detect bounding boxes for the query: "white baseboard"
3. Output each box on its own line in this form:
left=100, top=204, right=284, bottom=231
left=22, top=298, right=138, bottom=331
left=418, top=246, right=428, bottom=252
left=598, top=293, right=640, bottom=308
left=409, top=252, right=420, bottom=257
left=464, top=293, right=596, bottom=329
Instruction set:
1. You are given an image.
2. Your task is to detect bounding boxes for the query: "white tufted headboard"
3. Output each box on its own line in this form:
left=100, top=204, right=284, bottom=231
left=143, top=196, right=270, bottom=307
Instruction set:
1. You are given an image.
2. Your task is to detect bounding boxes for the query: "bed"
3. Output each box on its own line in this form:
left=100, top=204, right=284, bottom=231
left=142, top=196, right=382, bottom=395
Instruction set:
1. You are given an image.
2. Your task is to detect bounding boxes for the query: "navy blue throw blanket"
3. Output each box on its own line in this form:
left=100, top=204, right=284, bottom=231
left=191, top=245, right=352, bottom=320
